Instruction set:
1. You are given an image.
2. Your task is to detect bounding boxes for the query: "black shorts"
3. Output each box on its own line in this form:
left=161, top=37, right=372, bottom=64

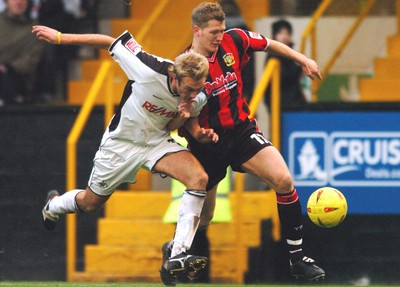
left=188, top=119, right=273, bottom=191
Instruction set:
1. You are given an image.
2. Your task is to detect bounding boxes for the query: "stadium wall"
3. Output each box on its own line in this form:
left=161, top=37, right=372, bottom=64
left=0, top=106, right=104, bottom=281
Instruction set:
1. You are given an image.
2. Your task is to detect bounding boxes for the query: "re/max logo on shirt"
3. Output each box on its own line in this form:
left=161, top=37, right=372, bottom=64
left=142, top=101, right=177, bottom=119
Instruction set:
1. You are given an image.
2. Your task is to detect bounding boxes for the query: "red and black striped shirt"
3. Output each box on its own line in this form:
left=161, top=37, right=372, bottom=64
left=196, top=28, right=268, bottom=131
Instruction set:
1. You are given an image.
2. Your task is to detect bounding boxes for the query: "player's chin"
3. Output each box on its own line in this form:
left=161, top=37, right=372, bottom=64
left=209, top=45, right=219, bottom=52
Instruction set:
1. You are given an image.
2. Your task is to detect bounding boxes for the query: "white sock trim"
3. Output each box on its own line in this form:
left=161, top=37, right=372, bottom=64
left=287, top=238, right=303, bottom=245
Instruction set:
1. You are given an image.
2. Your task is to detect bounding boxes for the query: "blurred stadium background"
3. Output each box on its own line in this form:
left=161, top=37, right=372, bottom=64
left=0, top=0, right=399, bottom=285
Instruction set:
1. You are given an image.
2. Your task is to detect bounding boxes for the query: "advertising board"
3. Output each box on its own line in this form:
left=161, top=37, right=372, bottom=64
left=282, top=111, right=400, bottom=214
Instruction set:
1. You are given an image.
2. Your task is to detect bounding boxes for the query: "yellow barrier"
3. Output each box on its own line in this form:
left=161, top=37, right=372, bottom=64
left=300, top=0, right=377, bottom=101
left=319, top=0, right=376, bottom=87
left=66, top=60, right=113, bottom=280
left=300, top=0, right=332, bottom=56
left=234, top=58, right=280, bottom=283
left=135, top=0, right=169, bottom=43
left=300, top=0, right=332, bottom=101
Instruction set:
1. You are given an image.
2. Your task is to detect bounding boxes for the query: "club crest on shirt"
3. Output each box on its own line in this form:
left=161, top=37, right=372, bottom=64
left=125, top=38, right=142, bottom=55
left=249, top=31, right=263, bottom=40
left=223, top=53, right=235, bottom=67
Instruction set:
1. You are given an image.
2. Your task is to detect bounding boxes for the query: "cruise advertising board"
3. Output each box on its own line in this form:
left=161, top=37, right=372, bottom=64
left=281, top=111, right=400, bottom=214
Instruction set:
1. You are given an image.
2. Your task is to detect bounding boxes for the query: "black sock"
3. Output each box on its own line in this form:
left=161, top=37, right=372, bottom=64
left=187, top=228, right=210, bottom=283
left=276, top=188, right=304, bottom=263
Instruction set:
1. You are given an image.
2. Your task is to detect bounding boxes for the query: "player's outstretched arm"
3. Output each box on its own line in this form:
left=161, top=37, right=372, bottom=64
left=32, top=25, right=114, bottom=49
left=266, top=39, right=322, bottom=80
left=184, top=117, right=219, bottom=144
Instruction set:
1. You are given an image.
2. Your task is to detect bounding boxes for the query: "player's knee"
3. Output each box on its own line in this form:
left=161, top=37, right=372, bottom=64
left=191, top=169, right=209, bottom=190
left=274, top=173, right=294, bottom=194
left=198, top=171, right=209, bottom=188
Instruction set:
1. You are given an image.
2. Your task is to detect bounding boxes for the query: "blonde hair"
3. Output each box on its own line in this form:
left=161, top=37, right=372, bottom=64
left=192, top=2, right=226, bottom=28
left=171, top=52, right=209, bottom=82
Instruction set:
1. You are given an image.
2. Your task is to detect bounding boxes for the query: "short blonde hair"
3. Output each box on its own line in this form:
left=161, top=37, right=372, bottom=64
left=171, top=52, right=209, bottom=82
left=192, top=2, right=226, bottom=28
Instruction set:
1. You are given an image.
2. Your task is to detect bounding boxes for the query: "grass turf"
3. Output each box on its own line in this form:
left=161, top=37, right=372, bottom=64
left=0, top=283, right=395, bottom=287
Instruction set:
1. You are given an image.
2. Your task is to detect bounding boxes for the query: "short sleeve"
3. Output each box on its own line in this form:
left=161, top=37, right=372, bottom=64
left=190, top=92, right=207, bottom=117
left=109, top=30, right=173, bottom=82
left=227, top=28, right=269, bottom=52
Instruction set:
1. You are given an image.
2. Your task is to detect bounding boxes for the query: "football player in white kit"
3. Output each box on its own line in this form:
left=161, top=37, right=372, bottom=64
left=32, top=25, right=218, bottom=285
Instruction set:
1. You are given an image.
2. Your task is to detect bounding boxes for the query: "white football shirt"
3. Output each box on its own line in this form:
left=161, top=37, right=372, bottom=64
left=106, top=31, right=206, bottom=146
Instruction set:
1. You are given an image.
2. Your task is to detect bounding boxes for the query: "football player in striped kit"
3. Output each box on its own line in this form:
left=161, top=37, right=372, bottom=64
left=173, top=1, right=325, bottom=283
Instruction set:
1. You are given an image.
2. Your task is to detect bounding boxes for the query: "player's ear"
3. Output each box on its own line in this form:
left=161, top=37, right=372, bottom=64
left=170, top=73, right=178, bottom=86
left=193, top=25, right=201, bottom=35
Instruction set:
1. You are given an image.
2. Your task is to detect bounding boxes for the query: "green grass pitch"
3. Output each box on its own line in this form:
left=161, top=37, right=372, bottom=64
left=0, top=283, right=395, bottom=287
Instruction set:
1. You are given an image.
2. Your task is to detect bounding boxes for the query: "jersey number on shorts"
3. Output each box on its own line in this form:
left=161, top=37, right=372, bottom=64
left=250, top=133, right=270, bottom=145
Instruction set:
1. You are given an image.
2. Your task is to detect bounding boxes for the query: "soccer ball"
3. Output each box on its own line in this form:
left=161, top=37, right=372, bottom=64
left=307, top=187, right=348, bottom=228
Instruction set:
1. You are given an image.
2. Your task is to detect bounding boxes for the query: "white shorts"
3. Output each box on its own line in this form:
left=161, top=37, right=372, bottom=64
left=88, top=136, right=186, bottom=196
